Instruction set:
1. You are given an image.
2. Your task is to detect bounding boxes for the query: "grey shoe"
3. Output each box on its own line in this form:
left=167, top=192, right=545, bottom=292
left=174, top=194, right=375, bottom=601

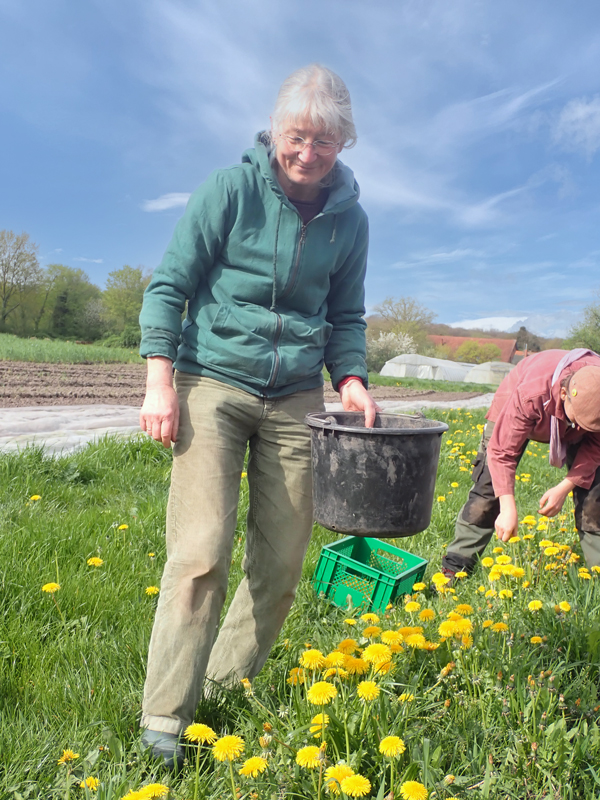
left=141, top=729, right=185, bottom=770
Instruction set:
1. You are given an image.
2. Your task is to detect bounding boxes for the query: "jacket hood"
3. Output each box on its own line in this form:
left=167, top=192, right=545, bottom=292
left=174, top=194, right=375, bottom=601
left=241, top=131, right=361, bottom=215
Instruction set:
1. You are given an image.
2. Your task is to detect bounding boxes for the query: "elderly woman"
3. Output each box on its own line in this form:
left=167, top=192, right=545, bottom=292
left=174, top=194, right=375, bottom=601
left=138, top=64, right=377, bottom=767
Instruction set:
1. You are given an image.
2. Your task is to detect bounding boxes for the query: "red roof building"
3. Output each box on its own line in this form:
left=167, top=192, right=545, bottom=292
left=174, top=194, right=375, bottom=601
left=427, top=335, right=517, bottom=363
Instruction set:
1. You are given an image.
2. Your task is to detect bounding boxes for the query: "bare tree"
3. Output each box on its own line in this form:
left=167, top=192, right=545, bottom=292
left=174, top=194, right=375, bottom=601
left=0, top=230, right=42, bottom=327
left=372, top=296, right=436, bottom=351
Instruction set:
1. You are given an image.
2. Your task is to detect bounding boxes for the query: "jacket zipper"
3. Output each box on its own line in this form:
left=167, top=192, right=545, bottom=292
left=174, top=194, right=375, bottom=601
left=267, top=219, right=309, bottom=388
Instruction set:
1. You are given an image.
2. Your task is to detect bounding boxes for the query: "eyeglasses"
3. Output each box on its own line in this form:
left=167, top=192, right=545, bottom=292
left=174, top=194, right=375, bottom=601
left=278, top=133, right=340, bottom=156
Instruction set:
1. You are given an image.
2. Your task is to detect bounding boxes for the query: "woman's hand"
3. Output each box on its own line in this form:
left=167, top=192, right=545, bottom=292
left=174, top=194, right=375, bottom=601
left=139, top=357, right=179, bottom=448
left=339, top=379, right=381, bottom=428
left=538, top=478, right=575, bottom=517
left=495, top=494, right=519, bottom=542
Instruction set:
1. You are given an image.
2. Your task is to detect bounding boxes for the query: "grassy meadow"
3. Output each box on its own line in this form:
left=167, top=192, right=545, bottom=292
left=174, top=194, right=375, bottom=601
left=2, top=409, right=600, bottom=800
left=0, top=333, right=143, bottom=364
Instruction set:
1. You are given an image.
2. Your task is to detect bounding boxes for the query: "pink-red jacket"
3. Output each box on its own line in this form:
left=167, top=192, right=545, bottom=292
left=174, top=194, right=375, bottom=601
left=486, top=350, right=600, bottom=497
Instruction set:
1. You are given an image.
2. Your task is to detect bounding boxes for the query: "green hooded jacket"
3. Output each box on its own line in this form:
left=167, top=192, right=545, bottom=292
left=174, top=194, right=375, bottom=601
left=139, top=133, right=369, bottom=397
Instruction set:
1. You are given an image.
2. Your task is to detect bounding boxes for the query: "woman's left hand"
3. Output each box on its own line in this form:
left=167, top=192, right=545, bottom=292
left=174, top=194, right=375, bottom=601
left=339, top=379, right=381, bottom=428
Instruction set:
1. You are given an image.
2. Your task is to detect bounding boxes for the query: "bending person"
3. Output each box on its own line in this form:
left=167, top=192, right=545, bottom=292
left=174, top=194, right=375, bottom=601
left=137, top=64, right=378, bottom=769
left=442, top=348, right=600, bottom=583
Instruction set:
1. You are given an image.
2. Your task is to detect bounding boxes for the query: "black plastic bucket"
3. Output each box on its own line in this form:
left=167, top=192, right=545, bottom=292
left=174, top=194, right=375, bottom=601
left=305, top=411, right=448, bottom=538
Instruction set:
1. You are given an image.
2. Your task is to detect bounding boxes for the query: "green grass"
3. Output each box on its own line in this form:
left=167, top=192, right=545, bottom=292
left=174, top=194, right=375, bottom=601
left=1, top=413, right=600, bottom=799
left=0, top=333, right=143, bottom=364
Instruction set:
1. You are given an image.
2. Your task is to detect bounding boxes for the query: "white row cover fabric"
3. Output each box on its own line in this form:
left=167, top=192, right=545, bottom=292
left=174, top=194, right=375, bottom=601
left=380, top=354, right=514, bottom=385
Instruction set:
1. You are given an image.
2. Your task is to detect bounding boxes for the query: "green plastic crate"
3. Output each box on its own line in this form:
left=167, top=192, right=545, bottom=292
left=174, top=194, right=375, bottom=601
left=312, top=536, right=428, bottom=614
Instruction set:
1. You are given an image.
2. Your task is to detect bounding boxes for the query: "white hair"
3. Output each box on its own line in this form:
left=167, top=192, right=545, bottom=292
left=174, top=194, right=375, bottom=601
left=270, top=64, right=357, bottom=149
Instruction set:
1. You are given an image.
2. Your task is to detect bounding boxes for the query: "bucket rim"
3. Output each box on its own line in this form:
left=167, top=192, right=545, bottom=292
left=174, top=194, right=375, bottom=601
left=304, top=411, right=449, bottom=436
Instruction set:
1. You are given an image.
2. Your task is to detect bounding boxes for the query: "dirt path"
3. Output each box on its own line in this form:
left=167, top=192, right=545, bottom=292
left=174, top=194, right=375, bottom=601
left=0, top=361, right=484, bottom=408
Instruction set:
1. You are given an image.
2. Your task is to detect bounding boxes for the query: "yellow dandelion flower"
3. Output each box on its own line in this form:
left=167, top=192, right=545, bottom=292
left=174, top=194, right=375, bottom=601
left=431, top=572, right=449, bottom=586
left=455, top=604, right=473, bottom=615
left=381, top=630, right=402, bottom=645
left=307, top=681, right=338, bottom=705
left=140, top=784, right=170, bottom=798
left=558, top=601, right=571, bottom=613
left=325, top=764, right=355, bottom=795
left=148, top=552, right=155, bottom=557
left=400, top=780, right=428, bottom=800
left=537, top=522, right=548, bottom=531
left=544, top=546, right=559, bottom=556
left=87, top=557, right=103, bottom=567
left=461, top=633, right=473, bottom=649
left=58, top=749, right=79, bottom=764
left=362, top=625, right=382, bottom=639
left=29, top=494, right=42, bottom=501
left=510, top=566, right=525, bottom=578
left=42, top=582, right=60, bottom=594
left=301, top=649, right=326, bottom=669
left=450, top=482, right=459, bottom=488
left=145, top=586, right=159, bottom=596
left=398, top=692, right=415, bottom=702
left=412, top=582, right=426, bottom=591
left=287, top=667, right=305, bottom=685
left=185, top=723, right=217, bottom=744
left=379, top=736, right=406, bottom=757
left=79, top=777, right=99, bottom=791
left=118, top=524, right=129, bottom=530
left=530, top=636, right=543, bottom=644
left=398, top=625, right=423, bottom=636
left=508, top=536, right=520, bottom=543
left=437, top=495, right=446, bottom=502
left=309, top=713, right=330, bottom=737
left=485, top=589, right=496, bottom=598
left=404, top=601, right=421, bottom=613
left=592, top=565, right=600, bottom=573
left=360, top=612, right=380, bottom=623
left=481, top=557, right=494, bottom=568
left=580, top=572, right=591, bottom=580
left=482, top=620, right=493, bottom=628
left=419, top=608, right=436, bottom=621
left=362, top=643, right=392, bottom=664
left=239, top=756, right=267, bottom=777
left=528, top=600, right=543, bottom=611
left=296, top=745, right=321, bottom=769
left=373, top=660, right=394, bottom=675
left=340, top=774, right=371, bottom=797
left=522, top=515, right=536, bottom=525
left=455, top=571, right=468, bottom=578
left=438, top=620, right=456, bottom=639
left=323, top=667, right=349, bottom=679
left=499, top=589, right=513, bottom=599
left=343, top=655, right=369, bottom=675
left=492, top=546, right=504, bottom=554
left=523, top=533, right=534, bottom=540
left=539, top=539, right=552, bottom=547
left=491, top=622, right=509, bottom=632
left=324, top=651, right=346, bottom=668
left=357, top=681, right=380, bottom=702
left=405, top=632, right=426, bottom=648
left=453, top=618, right=473, bottom=636
left=496, top=555, right=512, bottom=565
left=213, top=735, right=245, bottom=762
left=337, top=638, right=359, bottom=654
left=344, top=618, right=357, bottom=626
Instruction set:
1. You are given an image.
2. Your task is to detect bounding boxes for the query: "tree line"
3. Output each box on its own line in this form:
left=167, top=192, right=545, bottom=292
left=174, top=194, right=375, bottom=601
left=0, top=230, right=149, bottom=346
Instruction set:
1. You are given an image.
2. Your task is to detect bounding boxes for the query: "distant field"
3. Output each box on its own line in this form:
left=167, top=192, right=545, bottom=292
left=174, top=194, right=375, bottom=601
left=0, top=334, right=143, bottom=364
left=368, top=371, right=496, bottom=394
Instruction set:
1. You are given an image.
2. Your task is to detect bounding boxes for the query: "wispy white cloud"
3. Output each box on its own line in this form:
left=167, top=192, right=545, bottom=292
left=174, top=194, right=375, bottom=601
left=553, top=96, right=600, bottom=158
left=142, top=192, right=191, bottom=212
left=74, top=257, right=103, bottom=264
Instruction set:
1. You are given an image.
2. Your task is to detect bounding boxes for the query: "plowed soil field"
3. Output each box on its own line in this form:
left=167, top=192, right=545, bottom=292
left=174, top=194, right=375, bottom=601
left=0, top=361, right=484, bottom=408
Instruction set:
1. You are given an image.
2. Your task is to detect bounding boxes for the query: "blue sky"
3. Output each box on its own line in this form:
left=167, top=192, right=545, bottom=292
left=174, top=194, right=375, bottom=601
left=2, top=0, right=600, bottom=337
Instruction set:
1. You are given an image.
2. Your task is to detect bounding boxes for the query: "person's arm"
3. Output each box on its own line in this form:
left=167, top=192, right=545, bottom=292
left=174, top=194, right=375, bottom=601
left=324, top=212, right=369, bottom=392
left=538, top=478, right=576, bottom=517
left=140, top=356, right=179, bottom=448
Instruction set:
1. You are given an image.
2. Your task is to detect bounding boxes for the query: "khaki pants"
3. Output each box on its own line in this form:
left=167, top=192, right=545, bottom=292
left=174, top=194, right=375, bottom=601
left=443, top=421, right=600, bottom=573
left=141, top=375, right=324, bottom=734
